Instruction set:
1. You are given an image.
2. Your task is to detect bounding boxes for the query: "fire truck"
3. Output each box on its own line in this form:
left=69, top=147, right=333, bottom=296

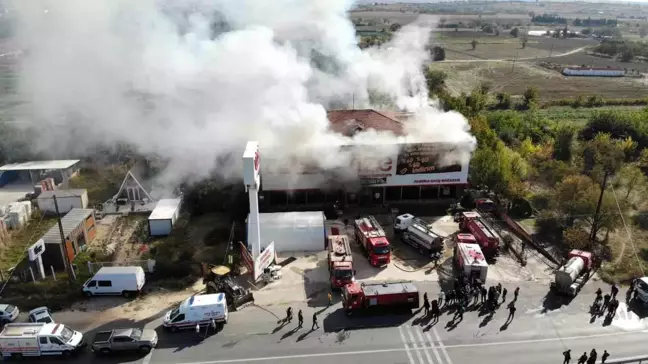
left=327, top=234, right=355, bottom=289
left=354, top=216, right=391, bottom=267
left=342, top=281, right=419, bottom=315
left=458, top=211, right=501, bottom=258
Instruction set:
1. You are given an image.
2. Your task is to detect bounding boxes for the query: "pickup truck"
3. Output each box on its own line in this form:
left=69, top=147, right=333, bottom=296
left=91, top=328, right=158, bottom=355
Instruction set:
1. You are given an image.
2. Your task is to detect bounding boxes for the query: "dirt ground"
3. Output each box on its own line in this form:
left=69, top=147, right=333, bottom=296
left=88, top=214, right=148, bottom=264
left=434, top=61, right=648, bottom=100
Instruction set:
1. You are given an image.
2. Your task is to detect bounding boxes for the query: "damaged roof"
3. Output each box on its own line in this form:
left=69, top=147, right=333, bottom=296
left=327, top=109, right=404, bottom=137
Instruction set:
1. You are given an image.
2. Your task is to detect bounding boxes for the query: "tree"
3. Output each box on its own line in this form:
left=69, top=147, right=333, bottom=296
left=554, top=174, right=599, bottom=226
left=496, top=92, right=512, bottom=109
left=469, top=142, right=528, bottom=200
left=471, top=39, right=478, bottom=50
left=523, top=86, right=539, bottom=108
left=510, top=27, right=519, bottom=38
left=616, top=164, right=648, bottom=202
left=640, top=26, right=648, bottom=38
left=389, top=23, right=402, bottom=32
left=424, top=69, right=448, bottom=96
left=563, top=227, right=591, bottom=250
left=621, top=49, right=635, bottom=62
left=553, top=126, right=575, bottom=162
left=520, top=32, right=528, bottom=49
left=431, top=46, right=446, bottom=61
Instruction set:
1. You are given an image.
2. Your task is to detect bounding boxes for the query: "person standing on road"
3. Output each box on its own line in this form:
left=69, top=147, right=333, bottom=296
left=481, top=286, right=487, bottom=304
left=514, top=287, right=520, bottom=301
left=577, top=352, right=588, bottom=364
left=438, top=290, right=445, bottom=308
left=431, top=299, right=439, bottom=321
left=601, top=350, right=610, bottom=364
left=328, top=292, right=333, bottom=306
left=587, top=349, right=597, bottom=364
left=298, top=310, right=303, bottom=328
left=507, top=303, right=516, bottom=322
left=595, top=288, right=603, bottom=303
left=502, top=288, right=508, bottom=302
left=497, top=283, right=502, bottom=294
left=424, top=296, right=430, bottom=316
left=312, top=313, right=319, bottom=330
left=286, top=307, right=293, bottom=323
left=562, top=349, right=572, bottom=364
left=611, top=284, right=619, bottom=300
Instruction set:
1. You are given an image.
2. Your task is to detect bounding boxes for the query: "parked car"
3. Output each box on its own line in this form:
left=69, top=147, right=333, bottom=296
left=91, top=328, right=158, bottom=355
left=28, top=307, right=54, bottom=323
left=0, top=304, right=19, bottom=324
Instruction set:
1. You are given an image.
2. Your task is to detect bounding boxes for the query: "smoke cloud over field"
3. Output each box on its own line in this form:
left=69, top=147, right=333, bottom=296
left=9, top=0, right=475, bottom=192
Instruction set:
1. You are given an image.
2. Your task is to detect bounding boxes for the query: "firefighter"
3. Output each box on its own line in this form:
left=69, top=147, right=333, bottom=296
left=286, top=307, right=293, bottom=323
left=328, top=292, right=333, bottom=306
left=514, top=287, right=520, bottom=301
left=298, top=310, right=303, bottom=328
left=587, top=349, right=597, bottom=364
left=603, top=294, right=611, bottom=311
left=595, top=288, right=603, bottom=303
left=497, top=283, right=502, bottom=294
left=507, top=303, right=516, bottom=322
left=502, top=287, right=508, bottom=302
left=480, top=286, right=487, bottom=304
left=454, top=303, right=465, bottom=321
left=577, top=352, right=588, bottom=364
left=563, top=349, right=572, bottom=364
left=431, top=299, right=439, bottom=320
left=312, top=313, right=319, bottom=330
left=611, top=284, right=619, bottom=300
left=601, top=350, right=610, bottom=364
left=424, top=296, right=430, bottom=316
left=438, top=290, right=445, bottom=307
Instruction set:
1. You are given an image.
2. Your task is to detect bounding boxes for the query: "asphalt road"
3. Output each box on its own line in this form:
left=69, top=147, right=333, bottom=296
left=24, top=281, right=648, bottom=364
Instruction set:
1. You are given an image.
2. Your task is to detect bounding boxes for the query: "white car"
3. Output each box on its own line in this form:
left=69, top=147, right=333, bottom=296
left=0, top=304, right=19, bottom=323
left=28, top=306, right=54, bottom=323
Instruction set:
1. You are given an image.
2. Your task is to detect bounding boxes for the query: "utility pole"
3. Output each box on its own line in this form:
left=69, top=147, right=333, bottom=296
left=53, top=195, right=75, bottom=284
left=590, top=172, right=610, bottom=243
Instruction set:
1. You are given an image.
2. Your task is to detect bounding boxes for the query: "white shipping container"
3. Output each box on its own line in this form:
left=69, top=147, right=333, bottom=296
left=37, top=189, right=88, bottom=214
left=148, top=199, right=182, bottom=237
left=249, top=211, right=326, bottom=252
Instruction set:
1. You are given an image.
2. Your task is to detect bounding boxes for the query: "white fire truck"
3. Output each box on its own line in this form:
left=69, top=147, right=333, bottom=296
left=454, top=242, right=488, bottom=283
left=0, top=323, right=85, bottom=358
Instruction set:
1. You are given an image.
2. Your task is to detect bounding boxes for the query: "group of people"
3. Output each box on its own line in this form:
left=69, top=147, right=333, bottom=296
left=592, top=284, right=620, bottom=319
left=420, top=277, right=519, bottom=324
left=563, top=349, right=610, bottom=364
left=283, top=307, right=320, bottom=330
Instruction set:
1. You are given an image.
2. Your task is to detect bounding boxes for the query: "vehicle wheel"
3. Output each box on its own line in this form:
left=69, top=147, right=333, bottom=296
left=62, top=350, right=71, bottom=357
left=139, top=346, right=151, bottom=353
left=122, top=290, right=131, bottom=298
left=170, top=326, right=178, bottom=333
left=99, top=348, right=111, bottom=355
left=84, top=291, right=93, bottom=297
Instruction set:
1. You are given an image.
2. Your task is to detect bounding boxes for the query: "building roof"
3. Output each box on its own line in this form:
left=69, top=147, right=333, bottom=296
left=40, top=208, right=94, bottom=244
left=258, top=211, right=325, bottom=228
left=149, top=199, right=181, bottom=220
left=114, top=161, right=154, bottom=201
left=564, top=67, right=624, bottom=71
left=37, top=189, right=87, bottom=199
left=327, top=109, right=403, bottom=136
left=0, top=160, right=80, bottom=171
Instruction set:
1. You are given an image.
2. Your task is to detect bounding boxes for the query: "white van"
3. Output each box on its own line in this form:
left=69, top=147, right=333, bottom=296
left=0, top=323, right=85, bottom=358
left=163, top=293, right=228, bottom=333
left=82, top=266, right=146, bottom=298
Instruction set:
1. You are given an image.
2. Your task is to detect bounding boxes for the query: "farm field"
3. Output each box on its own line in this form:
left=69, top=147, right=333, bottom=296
left=433, top=61, right=648, bottom=101
left=536, top=106, right=646, bottom=126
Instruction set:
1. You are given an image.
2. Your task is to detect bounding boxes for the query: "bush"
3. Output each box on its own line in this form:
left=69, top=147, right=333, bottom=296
left=563, top=227, right=590, bottom=250
left=632, top=211, right=648, bottom=230
left=509, top=198, right=533, bottom=217
left=535, top=210, right=564, bottom=239
left=529, top=192, right=552, bottom=210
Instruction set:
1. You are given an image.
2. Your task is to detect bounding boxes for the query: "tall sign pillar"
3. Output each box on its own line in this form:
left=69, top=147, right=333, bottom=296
left=242, top=141, right=262, bottom=261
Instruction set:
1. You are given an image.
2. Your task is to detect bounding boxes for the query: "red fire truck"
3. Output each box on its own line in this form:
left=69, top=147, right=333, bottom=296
left=327, top=234, right=355, bottom=289
left=354, top=216, right=391, bottom=267
left=342, top=281, right=419, bottom=315
left=458, top=211, right=501, bottom=257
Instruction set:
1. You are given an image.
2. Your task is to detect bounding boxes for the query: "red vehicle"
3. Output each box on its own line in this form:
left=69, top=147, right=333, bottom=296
left=354, top=216, right=391, bottom=266
left=342, top=281, right=419, bottom=315
left=551, top=249, right=594, bottom=297
left=327, top=234, right=355, bottom=289
left=458, top=212, right=501, bottom=257
left=456, top=233, right=477, bottom=245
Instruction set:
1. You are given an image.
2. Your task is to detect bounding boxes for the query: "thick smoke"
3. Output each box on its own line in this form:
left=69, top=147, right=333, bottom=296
left=8, top=0, right=475, bottom=194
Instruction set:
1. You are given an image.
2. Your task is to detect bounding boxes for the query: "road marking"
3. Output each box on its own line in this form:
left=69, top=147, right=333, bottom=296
left=433, top=327, right=454, bottom=364
left=426, top=331, right=444, bottom=364
left=405, top=326, right=426, bottom=364
left=413, top=326, right=435, bottom=364
left=174, top=330, right=647, bottom=364
left=398, top=326, right=416, bottom=364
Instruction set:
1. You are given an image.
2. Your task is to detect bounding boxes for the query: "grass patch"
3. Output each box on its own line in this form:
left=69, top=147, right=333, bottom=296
left=0, top=213, right=57, bottom=271
left=599, top=226, right=648, bottom=284
left=68, top=165, right=129, bottom=206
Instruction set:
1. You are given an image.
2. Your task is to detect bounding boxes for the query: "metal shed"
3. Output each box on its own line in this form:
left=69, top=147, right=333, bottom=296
left=39, top=208, right=96, bottom=271
left=148, top=199, right=182, bottom=237
left=37, top=189, right=88, bottom=214
left=248, top=211, right=326, bottom=252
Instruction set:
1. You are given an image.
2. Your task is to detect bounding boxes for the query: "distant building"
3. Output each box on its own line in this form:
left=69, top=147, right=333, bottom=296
left=562, top=67, right=625, bottom=77
left=37, top=189, right=89, bottom=214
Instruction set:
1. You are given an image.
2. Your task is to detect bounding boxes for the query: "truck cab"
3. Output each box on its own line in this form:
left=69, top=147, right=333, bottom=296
left=354, top=216, right=391, bottom=267
left=330, top=261, right=354, bottom=289
left=394, top=214, right=414, bottom=232
left=341, top=282, right=364, bottom=312
left=327, top=235, right=355, bottom=289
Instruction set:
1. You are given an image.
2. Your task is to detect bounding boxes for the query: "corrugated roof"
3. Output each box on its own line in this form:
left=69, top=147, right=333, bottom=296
left=40, top=208, right=94, bottom=244
left=327, top=109, right=403, bottom=136
left=37, top=189, right=87, bottom=199
left=564, top=67, right=624, bottom=71
left=0, top=160, right=80, bottom=171
left=149, top=199, right=181, bottom=220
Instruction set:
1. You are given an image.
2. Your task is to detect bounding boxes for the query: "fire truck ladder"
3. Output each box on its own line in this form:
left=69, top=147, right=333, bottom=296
left=360, top=216, right=386, bottom=238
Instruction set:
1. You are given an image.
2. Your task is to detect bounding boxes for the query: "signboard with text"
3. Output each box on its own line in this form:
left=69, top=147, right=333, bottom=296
left=261, top=143, right=469, bottom=190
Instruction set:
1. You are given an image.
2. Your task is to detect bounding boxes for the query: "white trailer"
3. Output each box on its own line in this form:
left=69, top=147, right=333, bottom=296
left=454, top=243, right=488, bottom=283
left=36, top=189, right=88, bottom=215
left=0, top=323, right=85, bottom=358
left=148, top=199, right=181, bottom=237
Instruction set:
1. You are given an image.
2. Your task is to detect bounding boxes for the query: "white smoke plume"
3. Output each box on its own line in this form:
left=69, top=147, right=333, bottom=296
left=8, top=0, right=475, bottom=193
